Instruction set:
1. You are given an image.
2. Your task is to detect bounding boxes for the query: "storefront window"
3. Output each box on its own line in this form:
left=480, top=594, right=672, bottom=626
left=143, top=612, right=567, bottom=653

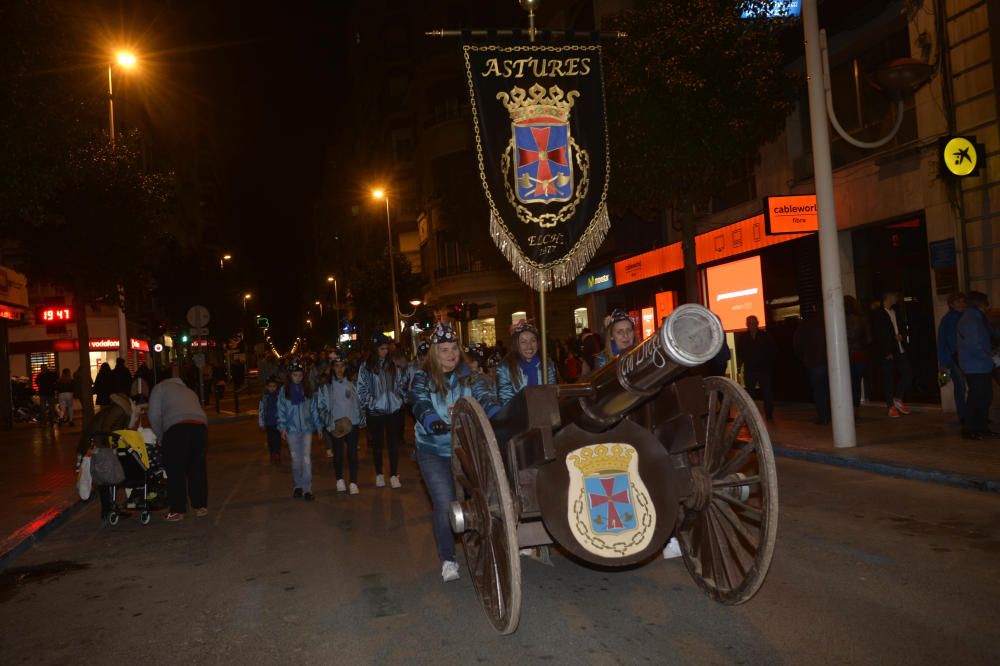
left=574, top=308, right=588, bottom=335
left=511, top=311, right=527, bottom=325
left=469, top=318, right=496, bottom=347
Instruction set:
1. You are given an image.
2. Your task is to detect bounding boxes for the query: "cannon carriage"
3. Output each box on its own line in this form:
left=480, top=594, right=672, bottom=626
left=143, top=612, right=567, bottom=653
left=448, top=304, right=779, bottom=634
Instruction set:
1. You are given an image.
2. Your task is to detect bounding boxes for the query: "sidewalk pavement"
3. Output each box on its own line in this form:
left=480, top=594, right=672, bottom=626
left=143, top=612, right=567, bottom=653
left=766, top=402, right=1000, bottom=493
left=0, top=407, right=257, bottom=565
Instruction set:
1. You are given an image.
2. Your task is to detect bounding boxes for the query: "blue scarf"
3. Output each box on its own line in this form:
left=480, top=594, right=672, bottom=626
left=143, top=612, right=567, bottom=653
left=610, top=340, right=621, bottom=356
left=519, top=356, right=541, bottom=386
left=290, top=382, right=305, bottom=405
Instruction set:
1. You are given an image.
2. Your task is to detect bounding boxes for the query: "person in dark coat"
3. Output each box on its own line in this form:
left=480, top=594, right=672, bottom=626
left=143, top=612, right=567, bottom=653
left=93, top=362, right=114, bottom=407
left=793, top=306, right=830, bottom=424
left=736, top=315, right=776, bottom=421
left=844, top=295, right=871, bottom=409
left=34, top=364, right=58, bottom=426
left=231, top=359, right=247, bottom=391
left=937, top=292, right=967, bottom=423
left=957, top=291, right=996, bottom=439
left=871, top=291, right=912, bottom=418
left=111, top=358, right=132, bottom=395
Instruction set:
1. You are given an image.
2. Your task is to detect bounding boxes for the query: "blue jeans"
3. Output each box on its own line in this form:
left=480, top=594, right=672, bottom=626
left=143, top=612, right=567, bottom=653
left=286, top=432, right=313, bottom=493
left=416, top=448, right=457, bottom=563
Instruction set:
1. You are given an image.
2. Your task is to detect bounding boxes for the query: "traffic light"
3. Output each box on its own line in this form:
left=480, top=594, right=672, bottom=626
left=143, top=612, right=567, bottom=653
left=180, top=334, right=190, bottom=343
left=447, top=303, right=466, bottom=322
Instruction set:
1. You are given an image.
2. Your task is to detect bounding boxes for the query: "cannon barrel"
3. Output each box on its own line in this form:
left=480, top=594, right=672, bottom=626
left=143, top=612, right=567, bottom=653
left=564, top=304, right=724, bottom=432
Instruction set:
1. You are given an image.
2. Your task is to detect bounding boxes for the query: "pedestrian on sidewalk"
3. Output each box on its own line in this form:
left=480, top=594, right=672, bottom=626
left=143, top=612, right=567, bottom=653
left=93, top=362, right=113, bottom=407
left=258, top=375, right=282, bottom=465
left=872, top=290, right=913, bottom=418
left=56, top=368, right=75, bottom=426
left=794, top=305, right=830, bottom=425
left=148, top=363, right=209, bottom=522
left=409, top=322, right=500, bottom=583
left=844, top=295, right=871, bottom=409
left=111, top=358, right=132, bottom=396
left=938, top=292, right=967, bottom=423
left=34, top=364, right=58, bottom=426
left=497, top=319, right=558, bottom=405
left=736, top=315, right=776, bottom=421
left=593, top=309, right=636, bottom=370
left=957, top=291, right=997, bottom=440
left=357, top=334, right=406, bottom=490
left=277, top=358, right=321, bottom=501
left=318, top=351, right=364, bottom=495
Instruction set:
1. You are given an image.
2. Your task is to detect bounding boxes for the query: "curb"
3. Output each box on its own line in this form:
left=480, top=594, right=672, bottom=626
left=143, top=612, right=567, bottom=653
left=772, top=446, right=1000, bottom=494
left=0, top=498, right=86, bottom=568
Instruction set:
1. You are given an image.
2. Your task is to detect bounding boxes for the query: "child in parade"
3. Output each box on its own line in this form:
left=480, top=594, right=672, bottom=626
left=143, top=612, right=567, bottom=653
left=316, top=371, right=335, bottom=458
left=593, top=309, right=637, bottom=370
left=277, top=358, right=321, bottom=501
left=357, top=333, right=406, bottom=489
left=409, top=322, right=501, bottom=582
left=407, top=339, right=431, bottom=393
left=496, top=320, right=558, bottom=406
left=258, top=375, right=283, bottom=465
left=318, top=351, right=364, bottom=495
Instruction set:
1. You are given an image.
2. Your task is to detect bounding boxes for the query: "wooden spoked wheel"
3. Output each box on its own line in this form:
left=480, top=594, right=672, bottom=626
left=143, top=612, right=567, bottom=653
left=451, top=396, right=522, bottom=634
left=676, top=376, right=779, bottom=605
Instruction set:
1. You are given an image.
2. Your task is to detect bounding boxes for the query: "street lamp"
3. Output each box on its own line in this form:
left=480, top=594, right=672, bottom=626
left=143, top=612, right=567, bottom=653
left=220, top=254, right=232, bottom=270
left=108, top=50, right=138, bottom=148
left=242, top=293, right=252, bottom=311
left=314, top=300, right=323, bottom=317
left=371, top=188, right=402, bottom=339
left=326, top=275, right=341, bottom=328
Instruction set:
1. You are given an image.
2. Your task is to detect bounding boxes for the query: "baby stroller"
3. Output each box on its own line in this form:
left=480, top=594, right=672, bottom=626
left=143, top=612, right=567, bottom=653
left=88, top=429, right=168, bottom=526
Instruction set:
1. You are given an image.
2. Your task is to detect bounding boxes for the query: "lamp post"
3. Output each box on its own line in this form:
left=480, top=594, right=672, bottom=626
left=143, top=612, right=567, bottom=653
left=220, top=254, right=232, bottom=270
left=108, top=50, right=137, bottom=149
left=372, top=188, right=402, bottom=340
left=314, top=300, right=323, bottom=317
left=327, top=275, right=341, bottom=336
left=242, top=292, right=252, bottom=311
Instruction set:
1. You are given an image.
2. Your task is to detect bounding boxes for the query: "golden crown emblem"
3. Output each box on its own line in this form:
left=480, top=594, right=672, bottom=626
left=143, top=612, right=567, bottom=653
left=496, top=84, right=579, bottom=124
left=569, top=444, right=633, bottom=476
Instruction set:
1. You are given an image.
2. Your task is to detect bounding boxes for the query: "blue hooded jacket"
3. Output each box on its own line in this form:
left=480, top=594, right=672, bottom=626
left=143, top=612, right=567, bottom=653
left=409, top=364, right=500, bottom=457
left=957, top=307, right=994, bottom=374
left=258, top=389, right=280, bottom=428
left=356, top=357, right=405, bottom=416
left=495, top=357, right=557, bottom=405
left=316, top=376, right=365, bottom=430
left=276, top=386, right=321, bottom=434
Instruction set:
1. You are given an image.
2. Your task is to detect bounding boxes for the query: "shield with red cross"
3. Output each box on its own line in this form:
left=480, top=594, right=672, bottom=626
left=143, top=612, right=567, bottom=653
left=512, top=121, right=573, bottom=204
left=584, top=473, right=637, bottom=534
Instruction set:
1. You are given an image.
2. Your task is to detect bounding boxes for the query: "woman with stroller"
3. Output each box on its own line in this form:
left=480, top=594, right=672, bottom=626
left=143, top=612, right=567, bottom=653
left=357, top=334, right=406, bottom=489
left=277, top=358, right=321, bottom=501
left=409, top=322, right=500, bottom=582
left=318, top=351, right=364, bottom=495
left=593, top=309, right=637, bottom=370
left=496, top=320, right=557, bottom=406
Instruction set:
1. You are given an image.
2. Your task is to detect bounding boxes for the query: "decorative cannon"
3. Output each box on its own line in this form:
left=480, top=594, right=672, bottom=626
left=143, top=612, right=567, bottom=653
left=449, top=304, right=779, bottom=634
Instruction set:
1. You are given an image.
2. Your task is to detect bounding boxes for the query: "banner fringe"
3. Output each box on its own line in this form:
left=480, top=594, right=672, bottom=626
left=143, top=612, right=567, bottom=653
left=491, top=203, right=610, bottom=292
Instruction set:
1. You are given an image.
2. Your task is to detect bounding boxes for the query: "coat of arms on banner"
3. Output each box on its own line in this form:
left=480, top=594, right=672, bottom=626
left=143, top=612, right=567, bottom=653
left=565, top=443, right=656, bottom=558
left=499, top=84, right=586, bottom=213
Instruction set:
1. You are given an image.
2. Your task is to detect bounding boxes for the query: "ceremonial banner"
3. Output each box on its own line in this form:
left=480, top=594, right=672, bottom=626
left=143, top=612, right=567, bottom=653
left=463, top=44, right=611, bottom=289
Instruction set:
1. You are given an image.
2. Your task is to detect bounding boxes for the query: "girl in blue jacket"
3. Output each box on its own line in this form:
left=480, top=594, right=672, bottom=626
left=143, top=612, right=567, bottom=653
left=318, top=351, right=365, bottom=495
left=593, top=309, right=637, bottom=370
left=496, top=320, right=558, bottom=405
left=409, top=322, right=500, bottom=582
left=356, top=334, right=406, bottom=489
left=277, top=358, right=321, bottom=501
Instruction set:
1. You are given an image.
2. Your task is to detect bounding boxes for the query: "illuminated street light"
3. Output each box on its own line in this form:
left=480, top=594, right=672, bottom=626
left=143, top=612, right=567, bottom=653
left=409, top=299, right=422, bottom=307
left=220, top=254, right=232, bottom=270
left=107, top=49, right=139, bottom=148
left=116, top=51, right=138, bottom=68
left=326, top=276, right=334, bottom=283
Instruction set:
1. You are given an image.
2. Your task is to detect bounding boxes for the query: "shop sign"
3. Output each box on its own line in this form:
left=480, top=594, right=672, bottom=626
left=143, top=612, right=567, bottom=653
left=130, top=339, right=150, bottom=352
left=764, top=195, right=818, bottom=234
left=153, top=343, right=164, bottom=353
left=0, top=307, right=20, bottom=321
left=929, top=238, right=957, bottom=268
left=706, top=255, right=766, bottom=332
left=576, top=266, right=615, bottom=295
left=615, top=244, right=684, bottom=286
left=641, top=307, right=656, bottom=340
left=655, top=291, right=676, bottom=321
left=939, top=136, right=983, bottom=177
left=0, top=265, right=29, bottom=310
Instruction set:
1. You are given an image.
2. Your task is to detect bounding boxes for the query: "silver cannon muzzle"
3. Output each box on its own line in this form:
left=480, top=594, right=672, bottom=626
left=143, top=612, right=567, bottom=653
left=573, top=304, right=724, bottom=430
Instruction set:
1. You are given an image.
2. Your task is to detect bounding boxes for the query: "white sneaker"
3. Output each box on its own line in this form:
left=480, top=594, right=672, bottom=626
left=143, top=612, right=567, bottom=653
left=349, top=483, right=359, bottom=495
left=375, top=474, right=385, bottom=488
left=336, top=479, right=346, bottom=493
left=325, top=449, right=334, bottom=459
left=390, top=475, right=401, bottom=489
left=662, top=537, right=682, bottom=560
left=441, top=560, right=460, bottom=582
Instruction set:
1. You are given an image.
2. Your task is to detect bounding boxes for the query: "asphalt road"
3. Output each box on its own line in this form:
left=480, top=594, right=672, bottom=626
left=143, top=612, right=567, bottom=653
left=1, top=419, right=998, bottom=665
